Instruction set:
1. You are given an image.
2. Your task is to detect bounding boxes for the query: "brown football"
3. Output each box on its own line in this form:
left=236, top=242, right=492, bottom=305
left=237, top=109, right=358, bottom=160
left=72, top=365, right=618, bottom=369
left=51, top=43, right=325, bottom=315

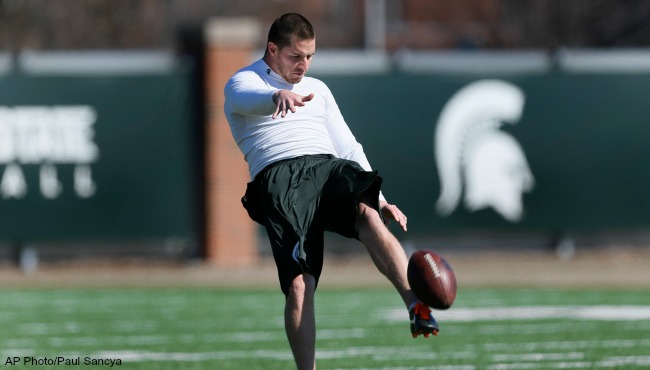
left=407, top=250, right=457, bottom=310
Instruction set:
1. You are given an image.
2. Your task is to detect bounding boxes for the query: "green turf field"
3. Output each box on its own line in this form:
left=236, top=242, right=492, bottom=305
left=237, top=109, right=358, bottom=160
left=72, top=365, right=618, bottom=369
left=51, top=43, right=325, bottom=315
left=1, top=287, right=649, bottom=369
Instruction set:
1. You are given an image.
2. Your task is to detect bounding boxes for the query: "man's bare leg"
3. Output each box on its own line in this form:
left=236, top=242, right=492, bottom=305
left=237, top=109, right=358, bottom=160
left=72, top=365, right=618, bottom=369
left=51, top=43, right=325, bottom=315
left=285, top=273, right=317, bottom=370
left=356, top=201, right=418, bottom=309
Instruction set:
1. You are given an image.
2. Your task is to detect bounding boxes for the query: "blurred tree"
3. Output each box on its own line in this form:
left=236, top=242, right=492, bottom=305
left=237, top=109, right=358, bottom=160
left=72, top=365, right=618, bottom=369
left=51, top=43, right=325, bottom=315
left=0, top=0, right=648, bottom=52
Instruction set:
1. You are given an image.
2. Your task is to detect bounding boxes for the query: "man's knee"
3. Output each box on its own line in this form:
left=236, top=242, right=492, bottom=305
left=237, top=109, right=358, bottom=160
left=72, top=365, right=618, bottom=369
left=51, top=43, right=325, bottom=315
left=357, top=198, right=382, bottom=226
left=287, top=273, right=316, bottom=298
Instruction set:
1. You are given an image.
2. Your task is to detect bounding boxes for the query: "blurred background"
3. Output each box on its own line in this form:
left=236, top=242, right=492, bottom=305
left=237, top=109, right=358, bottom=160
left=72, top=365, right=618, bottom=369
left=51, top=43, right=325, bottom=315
left=3, top=0, right=650, bottom=50
left=1, top=0, right=650, bottom=272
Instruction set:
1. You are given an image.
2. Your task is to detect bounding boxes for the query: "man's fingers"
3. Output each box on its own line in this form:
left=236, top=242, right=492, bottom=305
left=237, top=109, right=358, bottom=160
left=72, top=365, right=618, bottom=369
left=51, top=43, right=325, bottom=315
left=293, top=93, right=314, bottom=108
left=383, top=205, right=408, bottom=232
left=399, top=215, right=408, bottom=231
left=395, top=209, right=408, bottom=231
left=272, top=91, right=313, bottom=118
left=273, top=104, right=286, bottom=119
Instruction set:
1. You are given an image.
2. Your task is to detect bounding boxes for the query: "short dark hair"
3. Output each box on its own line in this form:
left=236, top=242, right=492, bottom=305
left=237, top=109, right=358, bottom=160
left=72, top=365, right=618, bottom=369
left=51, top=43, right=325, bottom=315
left=267, top=13, right=315, bottom=50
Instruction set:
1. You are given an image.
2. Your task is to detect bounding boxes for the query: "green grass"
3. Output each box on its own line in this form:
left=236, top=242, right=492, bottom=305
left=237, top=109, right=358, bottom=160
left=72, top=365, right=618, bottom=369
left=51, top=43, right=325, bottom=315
left=1, top=287, right=650, bottom=369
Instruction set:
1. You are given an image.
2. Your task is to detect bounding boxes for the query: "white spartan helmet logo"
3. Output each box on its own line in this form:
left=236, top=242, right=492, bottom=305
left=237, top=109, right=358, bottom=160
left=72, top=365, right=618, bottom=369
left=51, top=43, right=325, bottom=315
left=434, top=80, right=534, bottom=222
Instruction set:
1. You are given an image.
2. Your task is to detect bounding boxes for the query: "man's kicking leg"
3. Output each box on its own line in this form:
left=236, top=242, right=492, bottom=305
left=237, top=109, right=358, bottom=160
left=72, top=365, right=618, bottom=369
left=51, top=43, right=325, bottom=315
left=285, top=273, right=317, bottom=370
left=355, top=194, right=439, bottom=337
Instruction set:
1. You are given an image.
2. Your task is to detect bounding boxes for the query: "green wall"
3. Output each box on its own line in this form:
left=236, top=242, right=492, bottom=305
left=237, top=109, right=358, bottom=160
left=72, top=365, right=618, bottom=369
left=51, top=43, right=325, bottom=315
left=0, top=66, right=200, bottom=243
left=320, top=71, right=650, bottom=237
left=3, top=56, right=649, bottom=248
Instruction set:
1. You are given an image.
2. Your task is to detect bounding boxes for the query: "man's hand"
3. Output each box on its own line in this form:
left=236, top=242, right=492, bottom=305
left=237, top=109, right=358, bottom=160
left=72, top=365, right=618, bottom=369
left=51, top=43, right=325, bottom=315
left=380, top=200, right=408, bottom=232
left=272, top=89, right=314, bottom=119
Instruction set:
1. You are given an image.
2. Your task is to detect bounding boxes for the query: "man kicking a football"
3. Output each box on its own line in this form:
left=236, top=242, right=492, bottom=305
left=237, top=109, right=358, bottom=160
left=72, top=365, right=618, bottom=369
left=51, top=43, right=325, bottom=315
left=224, top=13, right=439, bottom=370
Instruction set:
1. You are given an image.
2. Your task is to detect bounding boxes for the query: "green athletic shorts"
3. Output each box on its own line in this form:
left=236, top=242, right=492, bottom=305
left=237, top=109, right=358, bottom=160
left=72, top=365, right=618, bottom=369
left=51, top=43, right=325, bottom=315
left=242, top=154, right=383, bottom=295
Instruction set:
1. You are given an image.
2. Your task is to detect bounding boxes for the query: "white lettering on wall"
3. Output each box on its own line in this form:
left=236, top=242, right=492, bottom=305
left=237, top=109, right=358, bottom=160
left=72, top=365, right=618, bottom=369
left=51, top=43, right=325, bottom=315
left=1, top=164, right=27, bottom=198
left=0, top=106, right=99, bottom=199
left=40, top=164, right=63, bottom=199
left=74, top=165, right=96, bottom=198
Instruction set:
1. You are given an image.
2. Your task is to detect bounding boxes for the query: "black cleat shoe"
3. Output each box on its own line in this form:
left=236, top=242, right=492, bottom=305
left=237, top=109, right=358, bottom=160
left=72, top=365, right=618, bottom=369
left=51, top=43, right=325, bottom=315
left=409, top=302, right=440, bottom=338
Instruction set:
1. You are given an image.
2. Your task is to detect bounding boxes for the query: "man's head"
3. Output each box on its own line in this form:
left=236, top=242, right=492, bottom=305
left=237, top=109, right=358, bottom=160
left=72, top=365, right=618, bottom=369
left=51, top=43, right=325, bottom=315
left=263, top=13, right=316, bottom=84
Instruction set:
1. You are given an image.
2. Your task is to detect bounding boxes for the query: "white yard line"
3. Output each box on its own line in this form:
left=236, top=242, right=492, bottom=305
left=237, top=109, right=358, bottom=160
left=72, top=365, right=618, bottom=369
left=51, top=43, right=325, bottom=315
left=598, top=356, right=650, bottom=367
left=385, top=305, right=650, bottom=322
left=333, top=367, right=476, bottom=370
left=485, top=338, right=650, bottom=352
left=492, top=352, right=585, bottom=362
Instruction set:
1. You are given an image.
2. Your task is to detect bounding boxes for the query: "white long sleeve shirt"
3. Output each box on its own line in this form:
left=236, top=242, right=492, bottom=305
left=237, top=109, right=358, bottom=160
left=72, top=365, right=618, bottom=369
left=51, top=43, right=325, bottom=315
left=224, top=60, right=382, bottom=197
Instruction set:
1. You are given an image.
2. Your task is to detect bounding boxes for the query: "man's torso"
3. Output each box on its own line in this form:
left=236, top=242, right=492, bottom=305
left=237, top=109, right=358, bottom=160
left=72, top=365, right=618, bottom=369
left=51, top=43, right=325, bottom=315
left=225, top=60, right=338, bottom=179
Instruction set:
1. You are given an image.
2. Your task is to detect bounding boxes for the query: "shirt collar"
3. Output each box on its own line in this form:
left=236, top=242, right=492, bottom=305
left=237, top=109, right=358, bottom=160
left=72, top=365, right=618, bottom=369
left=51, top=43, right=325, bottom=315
left=256, top=59, right=292, bottom=86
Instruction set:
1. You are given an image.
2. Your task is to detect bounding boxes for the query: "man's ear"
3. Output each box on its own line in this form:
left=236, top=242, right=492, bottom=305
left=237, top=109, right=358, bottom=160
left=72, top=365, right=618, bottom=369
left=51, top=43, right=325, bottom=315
left=268, top=42, right=278, bottom=56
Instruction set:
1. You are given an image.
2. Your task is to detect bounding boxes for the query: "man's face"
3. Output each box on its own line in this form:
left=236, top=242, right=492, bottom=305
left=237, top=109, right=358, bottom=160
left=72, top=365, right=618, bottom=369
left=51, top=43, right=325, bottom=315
left=269, top=35, right=315, bottom=84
